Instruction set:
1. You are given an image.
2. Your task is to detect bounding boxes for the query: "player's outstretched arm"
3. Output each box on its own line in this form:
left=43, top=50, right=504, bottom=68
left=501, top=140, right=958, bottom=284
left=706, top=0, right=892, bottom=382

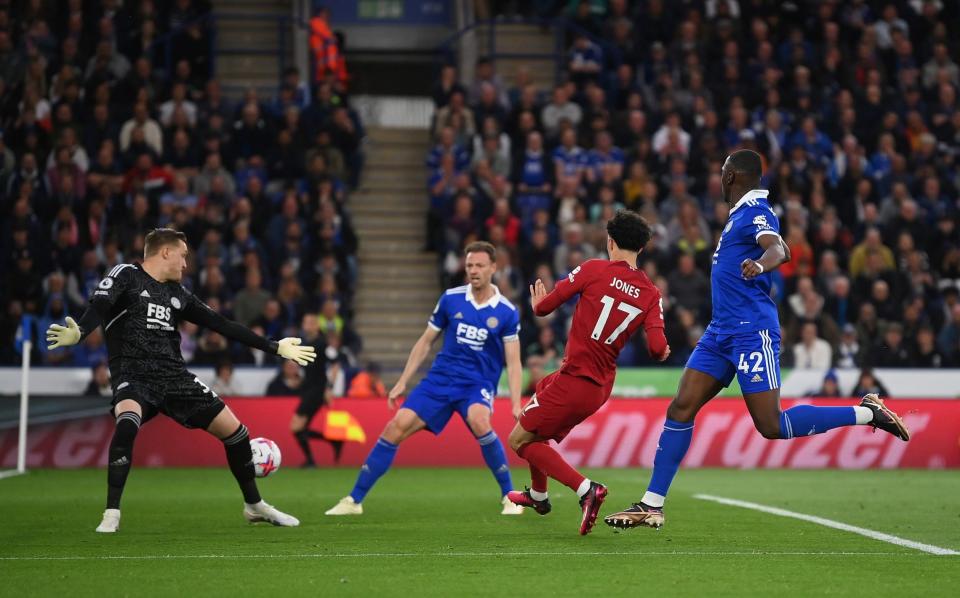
left=503, top=340, right=523, bottom=420
left=741, top=234, right=790, bottom=279
left=182, top=298, right=315, bottom=365
left=388, top=325, right=441, bottom=409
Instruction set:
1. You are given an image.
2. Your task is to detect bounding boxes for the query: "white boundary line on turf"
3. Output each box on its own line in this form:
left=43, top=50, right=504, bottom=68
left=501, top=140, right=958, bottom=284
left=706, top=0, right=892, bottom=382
left=0, top=470, right=26, bottom=480
left=694, top=494, right=959, bottom=556
left=0, top=551, right=916, bottom=561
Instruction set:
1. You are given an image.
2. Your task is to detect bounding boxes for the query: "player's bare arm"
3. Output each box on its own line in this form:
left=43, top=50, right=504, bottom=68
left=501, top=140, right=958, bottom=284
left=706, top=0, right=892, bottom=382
left=388, top=325, right=441, bottom=409
left=741, top=233, right=789, bottom=279
left=504, top=340, right=523, bottom=419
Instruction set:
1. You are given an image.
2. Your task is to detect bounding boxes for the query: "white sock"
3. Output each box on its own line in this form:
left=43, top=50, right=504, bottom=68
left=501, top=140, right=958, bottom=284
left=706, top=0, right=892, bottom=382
left=641, top=491, right=665, bottom=508
left=853, top=406, right=874, bottom=425
left=575, top=478, right=592, bottom=498
left=529, top=489, right=548, bottom=501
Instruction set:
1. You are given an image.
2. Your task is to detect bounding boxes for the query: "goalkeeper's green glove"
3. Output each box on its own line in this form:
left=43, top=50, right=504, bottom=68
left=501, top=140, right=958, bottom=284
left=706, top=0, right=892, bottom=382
left=46, top=316, right=81, bottom=350
left=277, top=337, right=317, bottom=366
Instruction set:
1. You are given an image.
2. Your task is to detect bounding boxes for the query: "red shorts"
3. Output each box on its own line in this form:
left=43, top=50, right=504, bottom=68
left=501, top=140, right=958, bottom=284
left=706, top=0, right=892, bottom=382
left=519, top=370, right=611, bottom=442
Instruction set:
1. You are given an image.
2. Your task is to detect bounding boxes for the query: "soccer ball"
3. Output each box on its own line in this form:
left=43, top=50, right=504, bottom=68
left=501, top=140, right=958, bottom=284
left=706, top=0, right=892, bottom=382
left=250, top=437, right=282, bottom=478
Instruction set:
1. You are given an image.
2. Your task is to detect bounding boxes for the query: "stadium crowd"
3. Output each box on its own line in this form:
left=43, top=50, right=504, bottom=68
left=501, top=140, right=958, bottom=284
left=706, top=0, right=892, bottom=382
left=428, top=0, right=960, bottom=373
left=0, top=0, right=366, bottom=392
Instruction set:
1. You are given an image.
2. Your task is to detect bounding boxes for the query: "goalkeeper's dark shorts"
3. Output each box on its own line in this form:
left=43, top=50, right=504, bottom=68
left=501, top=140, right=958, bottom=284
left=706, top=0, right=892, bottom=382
left=110, top=369, right=226, bottom=429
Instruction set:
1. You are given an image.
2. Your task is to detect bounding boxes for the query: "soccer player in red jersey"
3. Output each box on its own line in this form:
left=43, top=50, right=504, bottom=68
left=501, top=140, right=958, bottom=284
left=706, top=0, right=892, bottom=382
left=506, top=210, right=670, bottom=534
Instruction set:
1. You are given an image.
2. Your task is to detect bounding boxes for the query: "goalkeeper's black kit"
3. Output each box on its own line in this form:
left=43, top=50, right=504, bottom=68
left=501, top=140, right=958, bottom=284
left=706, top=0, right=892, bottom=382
left=76, top=263, right=279, bottom=428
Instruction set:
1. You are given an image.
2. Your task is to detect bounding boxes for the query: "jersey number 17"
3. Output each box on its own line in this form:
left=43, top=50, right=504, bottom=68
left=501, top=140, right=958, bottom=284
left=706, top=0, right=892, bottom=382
left=590, top=295, right=643, bottom=345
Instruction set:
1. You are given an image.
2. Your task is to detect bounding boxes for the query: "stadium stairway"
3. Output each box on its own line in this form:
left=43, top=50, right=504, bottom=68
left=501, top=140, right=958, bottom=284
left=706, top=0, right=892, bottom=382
left=478, top=22, right=557, bottom=91
left=351, top=127, right=439, bottom=373
left=211, top=0, right=294, bottom=98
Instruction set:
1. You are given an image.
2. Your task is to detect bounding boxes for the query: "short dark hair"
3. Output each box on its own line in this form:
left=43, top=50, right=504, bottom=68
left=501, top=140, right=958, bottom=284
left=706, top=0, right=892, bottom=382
left=606, top=209, right=652, bottom=252
left=144, top=228, right=187, bottom=257
left=727, top=149, right=763, bottom=179
left=464, top=240, right=496, bottom=262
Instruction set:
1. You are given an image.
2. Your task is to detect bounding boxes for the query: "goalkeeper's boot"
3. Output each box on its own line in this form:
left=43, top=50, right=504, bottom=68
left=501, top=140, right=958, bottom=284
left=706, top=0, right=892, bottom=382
left=243, top=501, right=300, bottom=526
left=578, top=481, right=608, bottom=536
left=325, top=496, right=363, bottom=516
left=95, top=508, right=121, bottom=533
left=506, top=488, right=552, bottom=515
left=604, top=502, right=664, bottom=530
left=859, top=394, right=910, bottom=441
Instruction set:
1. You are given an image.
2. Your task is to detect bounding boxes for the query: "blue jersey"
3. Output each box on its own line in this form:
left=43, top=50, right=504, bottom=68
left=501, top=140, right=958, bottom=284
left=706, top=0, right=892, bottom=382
left=426, top=285, right=520, bottom=389
left=707, top=189, right=781, bottom=335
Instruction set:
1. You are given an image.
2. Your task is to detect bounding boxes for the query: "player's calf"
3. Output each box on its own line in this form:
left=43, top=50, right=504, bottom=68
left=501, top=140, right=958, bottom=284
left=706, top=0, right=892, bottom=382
left=106, top=410, right=141, bottom=510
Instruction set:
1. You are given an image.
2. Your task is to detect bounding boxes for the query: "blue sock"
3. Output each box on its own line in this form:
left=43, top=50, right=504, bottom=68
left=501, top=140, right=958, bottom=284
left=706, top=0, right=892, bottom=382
left=779, top=405, right=856, bottom=439
left=349, top=438, right=398, bottom=503
left=476, top=431, right=513, bottom=496
left=646, top=418, right=694, bottom=501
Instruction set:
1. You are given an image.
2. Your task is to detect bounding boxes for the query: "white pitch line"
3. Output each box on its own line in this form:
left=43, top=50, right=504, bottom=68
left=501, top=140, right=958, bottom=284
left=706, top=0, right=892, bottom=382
left=0, top=470, right=26, bottom=480
left=0, top=551, right=912, bottom=562
left=694, top=494, right=959, bottom=556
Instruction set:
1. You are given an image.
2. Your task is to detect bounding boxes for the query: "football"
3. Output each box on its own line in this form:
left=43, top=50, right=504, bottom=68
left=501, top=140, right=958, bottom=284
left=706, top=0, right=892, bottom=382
left=249, top=437, right=282, bottom=478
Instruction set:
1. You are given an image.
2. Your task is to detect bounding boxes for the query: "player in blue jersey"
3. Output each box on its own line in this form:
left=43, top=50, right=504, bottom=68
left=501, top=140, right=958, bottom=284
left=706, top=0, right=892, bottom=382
left=326, top=241, right=525, bottom=515
left=604, top=150, right=910, bottom=530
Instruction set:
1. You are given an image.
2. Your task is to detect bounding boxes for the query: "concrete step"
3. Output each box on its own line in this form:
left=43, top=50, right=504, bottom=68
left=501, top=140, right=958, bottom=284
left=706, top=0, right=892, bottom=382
left=217, top=55, right=281, bottom=79
left=359, top=249, right=437, bottom=263
left=355, top=287, right=440, bottom=303
left=357, top=278, right=438, bottom=293
left=359, top=244, right=424, bottom=258
left=358, top=262, right=435, bottom=275
left=367, top=127, right=430, bottom=144
left=351, top=203, right=425, bottom=216
left=497, top=57, right=556, bottom=88
left=355, top=223, right=422, bottom=236
left=366, top=154, right=430, bottom=168
left=356, top=312, right=436, bottom=327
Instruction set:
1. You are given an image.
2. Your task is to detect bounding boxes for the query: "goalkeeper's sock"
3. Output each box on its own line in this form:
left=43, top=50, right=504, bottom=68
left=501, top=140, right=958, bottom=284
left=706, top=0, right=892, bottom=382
left=476, top=431, right=513, bottom=496
left=517, top=441, right=585, bottom=493
left=349, top=438, right=398, bottom=503
left=223, top=424, right=261, bottom=504
left=778, top=405, right=857, bottom=439
left=106, top=411, right=141, bottom=509
left=644, top=418, right=694, bottom=507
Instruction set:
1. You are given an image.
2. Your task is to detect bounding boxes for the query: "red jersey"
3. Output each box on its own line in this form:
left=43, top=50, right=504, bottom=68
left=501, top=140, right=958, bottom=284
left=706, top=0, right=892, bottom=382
left=534, top=259, right=666, bottom=386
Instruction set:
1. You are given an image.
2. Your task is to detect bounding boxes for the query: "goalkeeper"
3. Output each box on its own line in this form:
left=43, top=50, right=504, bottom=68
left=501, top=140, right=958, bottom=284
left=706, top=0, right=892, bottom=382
left=46, top=228, right=317, bottom=533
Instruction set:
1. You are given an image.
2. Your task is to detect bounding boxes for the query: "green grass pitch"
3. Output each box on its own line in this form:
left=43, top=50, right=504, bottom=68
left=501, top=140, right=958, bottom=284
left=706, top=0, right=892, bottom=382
left=2, top=467, right=958, bottom=596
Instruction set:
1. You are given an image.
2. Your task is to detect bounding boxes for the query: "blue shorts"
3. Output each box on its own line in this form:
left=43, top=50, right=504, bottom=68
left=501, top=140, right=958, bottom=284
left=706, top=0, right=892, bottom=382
left=401, top=377, right=495, bottom=434
left=685, top=328, right=781, bottom=394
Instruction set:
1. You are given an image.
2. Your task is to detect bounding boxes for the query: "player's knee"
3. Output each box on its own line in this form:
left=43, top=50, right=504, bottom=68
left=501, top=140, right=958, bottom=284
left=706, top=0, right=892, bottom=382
left=756, top=419, right=781, bottom=440
left=381, top=419, right=407, bottom=444
left=467, top=415, right=492, bottom=437
left=665, top=400, right=696, bottom=423
left=507, top=428, right=527, bottom=453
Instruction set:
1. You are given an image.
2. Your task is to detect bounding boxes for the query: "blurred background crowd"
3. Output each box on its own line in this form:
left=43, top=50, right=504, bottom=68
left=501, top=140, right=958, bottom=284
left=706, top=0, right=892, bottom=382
left=0, top=1, right=374, bottom=396
left=429, top=0, right=960, bottom=375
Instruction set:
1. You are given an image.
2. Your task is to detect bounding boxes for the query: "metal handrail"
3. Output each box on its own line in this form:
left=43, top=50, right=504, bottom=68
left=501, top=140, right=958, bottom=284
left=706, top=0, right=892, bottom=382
left=147, top=10, right=317, bottom=90
left=435, top=16, right=617, bottom=86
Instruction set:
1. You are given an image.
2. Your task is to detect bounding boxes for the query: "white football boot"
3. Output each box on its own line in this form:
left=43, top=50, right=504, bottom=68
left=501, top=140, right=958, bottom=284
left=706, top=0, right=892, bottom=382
left=95, top=508, right=121, bottom=533
left=325, top=496, right=363, bottom=515
left=501, top=495, right=525, bottom=515
left=243, top=501, right=300, bottom=526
